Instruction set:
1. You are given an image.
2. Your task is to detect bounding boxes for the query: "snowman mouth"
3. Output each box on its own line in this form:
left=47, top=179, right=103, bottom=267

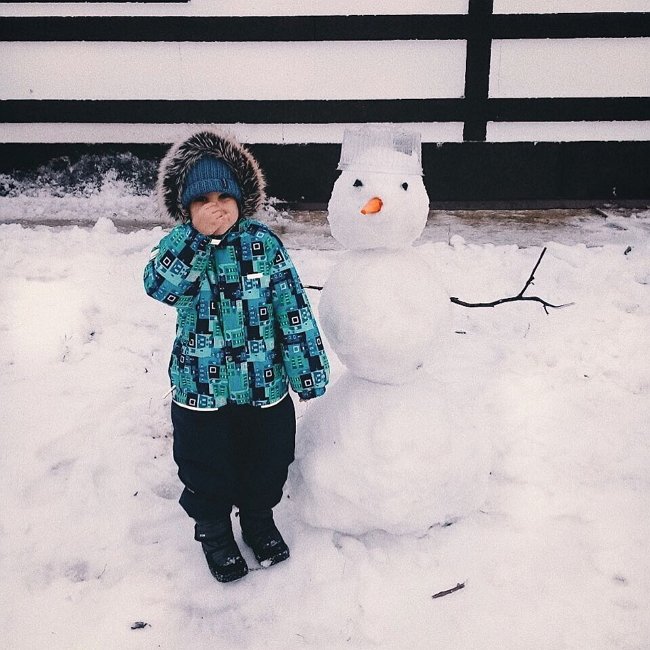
left=360, top=197, right=383, bottom=215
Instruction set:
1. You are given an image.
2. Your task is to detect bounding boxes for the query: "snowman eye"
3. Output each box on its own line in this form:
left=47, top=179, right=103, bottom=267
left=353, top=179, right=363, bottom=188
left=401, top=182, right=409, bottom=191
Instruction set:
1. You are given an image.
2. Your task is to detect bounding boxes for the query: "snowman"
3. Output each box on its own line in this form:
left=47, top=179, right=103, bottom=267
left=292, top=127, right=490, bottom=536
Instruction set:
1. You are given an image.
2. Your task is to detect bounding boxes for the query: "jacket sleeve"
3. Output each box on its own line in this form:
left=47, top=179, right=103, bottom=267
left=143, top=223, right=211, bottom=308
left=269, top=237, right=330, bottom=400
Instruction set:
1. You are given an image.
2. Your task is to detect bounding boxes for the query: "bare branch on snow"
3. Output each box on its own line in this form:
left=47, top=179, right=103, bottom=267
left=432, top=582, right=466, bottom=599
left=450, top=248, right=574, bottom=314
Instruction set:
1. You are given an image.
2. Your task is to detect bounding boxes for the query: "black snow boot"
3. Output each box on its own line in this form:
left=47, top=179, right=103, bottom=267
left=194, top=518, right=248, bottom=583
left=239, top=509, right=290, bottom=568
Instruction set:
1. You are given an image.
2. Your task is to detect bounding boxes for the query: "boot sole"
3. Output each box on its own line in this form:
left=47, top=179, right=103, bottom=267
left=258, top=548, right=290, bottom=568
left=202, top=548, right=249, bottom=583
left=242, top=534, right=290, bottom=568
left=210, top=566, right=249, bottom=583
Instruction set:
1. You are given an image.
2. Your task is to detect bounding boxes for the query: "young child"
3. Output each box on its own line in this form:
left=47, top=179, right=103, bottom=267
left=144, top=130, right=329, bottom=582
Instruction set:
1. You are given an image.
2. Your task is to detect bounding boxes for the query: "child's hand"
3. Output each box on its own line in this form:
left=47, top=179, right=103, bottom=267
left=191, top=202, right=226, bottom=236
left=189, top=192, right=239, bottom=236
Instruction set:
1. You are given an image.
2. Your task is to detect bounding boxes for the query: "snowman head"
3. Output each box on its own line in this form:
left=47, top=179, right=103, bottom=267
left=327, top=127, right=430, bottom=250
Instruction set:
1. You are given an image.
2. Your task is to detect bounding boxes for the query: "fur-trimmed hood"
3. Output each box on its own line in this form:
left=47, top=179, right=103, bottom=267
left=157, top=130, right=266, bottom=222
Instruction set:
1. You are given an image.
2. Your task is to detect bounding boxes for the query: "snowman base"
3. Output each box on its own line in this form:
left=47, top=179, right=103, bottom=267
left=293, top=371, right=491, bottom=537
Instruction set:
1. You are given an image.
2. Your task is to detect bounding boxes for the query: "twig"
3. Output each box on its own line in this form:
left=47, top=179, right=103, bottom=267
left=304, top=285, right=323, bottom=291
left=432, top=582, right=465, bottom=599
left=450, top=247, right=574, bottom=314
left=521, top=247, right=547, bottom=294
left=593, top=207, right=613, bottom=219
left=130, top=622, right=149, bottom=630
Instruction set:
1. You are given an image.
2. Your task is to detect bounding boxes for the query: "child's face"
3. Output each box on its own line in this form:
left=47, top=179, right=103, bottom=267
left=189, top=191, right=240, bottom=236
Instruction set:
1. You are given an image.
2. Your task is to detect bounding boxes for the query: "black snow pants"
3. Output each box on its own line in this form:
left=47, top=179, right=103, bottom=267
left=170, top=394, right=296, bottom=521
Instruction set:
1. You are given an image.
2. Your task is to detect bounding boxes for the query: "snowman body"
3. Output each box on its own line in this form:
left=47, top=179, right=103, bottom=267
left=319, top=248, right=446, bottom=385
left=294, top=134, right=489, bottom=536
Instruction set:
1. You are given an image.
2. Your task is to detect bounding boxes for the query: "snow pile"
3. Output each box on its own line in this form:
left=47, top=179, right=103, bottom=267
left=0, top=217, right=649, bottom=648
left=0, top=165, right=161, bottom=227
left=0, top=153, right=157, bottom=199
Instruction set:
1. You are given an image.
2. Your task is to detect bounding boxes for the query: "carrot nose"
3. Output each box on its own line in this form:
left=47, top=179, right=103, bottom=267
left=360, top=197, right=383, bottom=215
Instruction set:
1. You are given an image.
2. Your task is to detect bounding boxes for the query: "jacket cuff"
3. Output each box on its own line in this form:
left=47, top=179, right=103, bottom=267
left=298, top=386, right=326, bottom=401
left=184, top=223, right=210, bottom=248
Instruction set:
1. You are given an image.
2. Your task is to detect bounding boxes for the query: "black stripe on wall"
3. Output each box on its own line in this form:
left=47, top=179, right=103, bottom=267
left=2, top=98, right=648, bottom=125
left=0, top=14, right=468, bottom=42
left=491, top=12, right=650, bottom=39
left=1, top=12, right=648, bottom=42
left=463, top=0, right=493, bottom=142
left=0, top=99, right=466, bottom=124
left=488, top=98, right=650, bottom=122
left=1, top=142, right=648, bottom=204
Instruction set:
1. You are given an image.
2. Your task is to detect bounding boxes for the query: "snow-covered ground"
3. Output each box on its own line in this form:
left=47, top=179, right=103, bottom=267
left=1, top=190, right=649, bottom=649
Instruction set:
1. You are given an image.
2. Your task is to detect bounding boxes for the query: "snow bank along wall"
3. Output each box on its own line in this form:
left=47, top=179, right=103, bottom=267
left=0, top=0, right=649, bottom=208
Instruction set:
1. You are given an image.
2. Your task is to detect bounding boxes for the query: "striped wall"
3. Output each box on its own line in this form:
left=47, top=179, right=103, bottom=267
left=0, top=0, right=648, bottom=207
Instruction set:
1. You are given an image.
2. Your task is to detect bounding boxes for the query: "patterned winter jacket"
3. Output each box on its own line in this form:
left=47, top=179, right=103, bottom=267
left=144, top=129, right=329, bottom=409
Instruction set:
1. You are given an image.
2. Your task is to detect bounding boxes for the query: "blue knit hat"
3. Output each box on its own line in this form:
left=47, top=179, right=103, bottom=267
left=180, top=155, right=242, bottom=208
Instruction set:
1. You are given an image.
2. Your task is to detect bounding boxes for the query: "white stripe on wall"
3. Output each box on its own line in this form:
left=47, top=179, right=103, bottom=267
left=0, top=0, right=469, bottom=18
left=494, top=0, right=650, bottom=14
left=487, top=121, right=650, bottom=142
left=490, top=38, right=650, bottom=98
left=7, top=121, right=647, bottom=144
left=0, top=122, right=466, bottom=144
left=1, top=41, right=467, bottom=101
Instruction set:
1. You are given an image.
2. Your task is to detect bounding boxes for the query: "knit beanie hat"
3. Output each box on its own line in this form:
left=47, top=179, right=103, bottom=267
left=180, top=155, right=243, bottom=208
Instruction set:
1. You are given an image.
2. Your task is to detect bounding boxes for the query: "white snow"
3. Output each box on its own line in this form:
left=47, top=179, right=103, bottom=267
left=1, top=192, right=649, bottom=648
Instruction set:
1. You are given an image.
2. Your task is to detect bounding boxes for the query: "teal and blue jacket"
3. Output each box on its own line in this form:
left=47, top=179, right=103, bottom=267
left=144, top=218, right=329, bottom=409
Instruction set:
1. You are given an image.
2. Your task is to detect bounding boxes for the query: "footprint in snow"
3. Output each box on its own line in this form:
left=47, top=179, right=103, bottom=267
left=151, top=483, right=179, bottom=500
left=63, top=560, right=90, bottom=583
